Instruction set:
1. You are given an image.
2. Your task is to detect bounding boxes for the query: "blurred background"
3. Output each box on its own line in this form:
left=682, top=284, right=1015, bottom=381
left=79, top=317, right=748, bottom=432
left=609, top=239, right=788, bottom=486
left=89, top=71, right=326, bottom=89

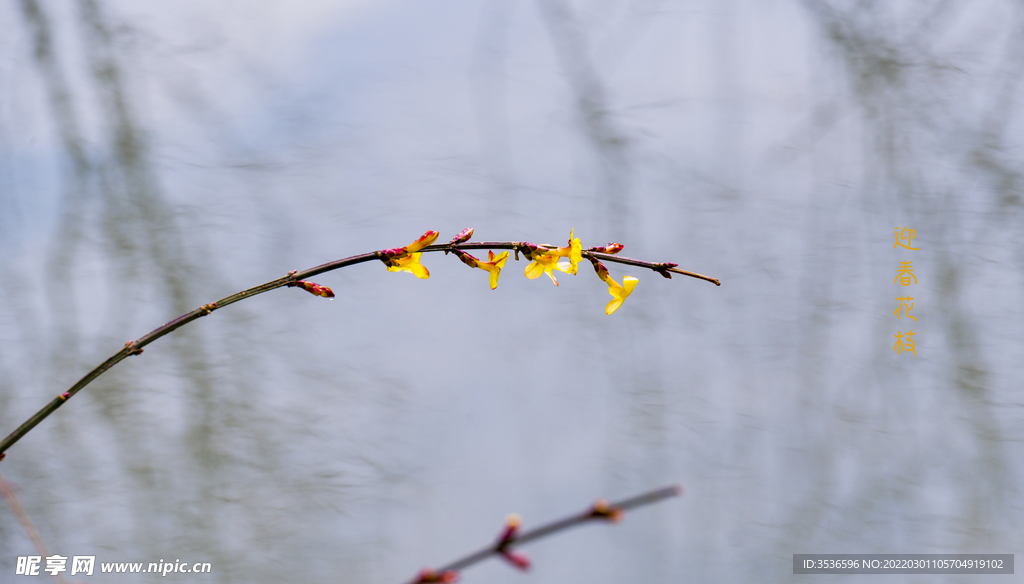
left=1, top=0, right=1022, bottom=582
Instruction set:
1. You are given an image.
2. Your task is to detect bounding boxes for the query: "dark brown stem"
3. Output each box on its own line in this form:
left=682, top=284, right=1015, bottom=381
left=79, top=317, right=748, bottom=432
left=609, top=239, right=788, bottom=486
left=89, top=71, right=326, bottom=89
left=408, top=485, right=682, bottom=583
left=584, top=251, right=721, bottom=286
left=0, top=237, right=717, bottom=458
left=424, top=243, right=721, bottom=286
left=0, top=251, right=379, bottom=457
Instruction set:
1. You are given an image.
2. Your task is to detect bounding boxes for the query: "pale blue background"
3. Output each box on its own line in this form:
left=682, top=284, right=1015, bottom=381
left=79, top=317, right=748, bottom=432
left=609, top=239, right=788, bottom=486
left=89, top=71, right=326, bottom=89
left=1, top=0, right=1021, bottom=582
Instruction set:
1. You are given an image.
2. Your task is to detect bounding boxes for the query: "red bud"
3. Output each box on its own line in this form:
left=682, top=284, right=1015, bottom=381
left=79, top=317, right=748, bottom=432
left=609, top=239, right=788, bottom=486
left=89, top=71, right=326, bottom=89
left=590, top=498, right=624, bottom=522
left=499, top=550, right=531, bottom=571
left=414, top=569, right=459, bottom=583
left=587, top=243, right=624, bottom=254
left=448, top=227, right=474, bottom=245
left=288, top=280, right=335, bottom=299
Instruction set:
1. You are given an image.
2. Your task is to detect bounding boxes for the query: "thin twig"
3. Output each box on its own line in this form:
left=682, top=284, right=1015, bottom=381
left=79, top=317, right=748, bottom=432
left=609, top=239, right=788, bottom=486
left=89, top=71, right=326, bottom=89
left=0, top=236, right=717, bottom=458
left=407, top=485, right=682, bottom=583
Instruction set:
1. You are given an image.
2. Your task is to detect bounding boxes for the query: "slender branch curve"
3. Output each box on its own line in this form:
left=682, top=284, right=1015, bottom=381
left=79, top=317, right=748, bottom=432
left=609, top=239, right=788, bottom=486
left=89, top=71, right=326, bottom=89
left=0, top=234, right=718, bottom=458
left=407, top=485, right=682, bottom=583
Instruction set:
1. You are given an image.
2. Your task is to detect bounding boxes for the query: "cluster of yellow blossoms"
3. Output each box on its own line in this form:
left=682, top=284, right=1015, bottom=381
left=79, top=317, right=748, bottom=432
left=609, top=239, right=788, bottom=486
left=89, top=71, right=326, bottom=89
left=379, top=229, right=638, bottom=315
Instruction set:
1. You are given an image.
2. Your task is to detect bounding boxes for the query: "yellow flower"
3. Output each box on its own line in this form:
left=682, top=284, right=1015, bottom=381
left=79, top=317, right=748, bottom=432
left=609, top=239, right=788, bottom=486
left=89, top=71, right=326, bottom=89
left=405, top=230, right=440, bottom=253
left=589, top=256, right=638, bottom=314
left=524, top=253, right=571, bottom=286
left=386, top=253, right=430, bottom=279
left=603, top=275, right=638, bottom=315
left=382, top=230, right=439, bottom=279
left=556, top=228, right=583, bottom=274
left=523, top=229, right=583, bottom=284
left=454, top=249, right=510, bottom=289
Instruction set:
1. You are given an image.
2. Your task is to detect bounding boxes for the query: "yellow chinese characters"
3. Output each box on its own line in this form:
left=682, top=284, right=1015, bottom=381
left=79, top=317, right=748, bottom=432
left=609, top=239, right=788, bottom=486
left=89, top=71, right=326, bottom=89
left=892, top=227, right=920, bottom=355
left=893, top=330, right=916, bottom=355
left=893, top=296, right=917, bottom=321
left=894, top=261, right=917, bottom=286
left=893, top=226, right=919, bottom=250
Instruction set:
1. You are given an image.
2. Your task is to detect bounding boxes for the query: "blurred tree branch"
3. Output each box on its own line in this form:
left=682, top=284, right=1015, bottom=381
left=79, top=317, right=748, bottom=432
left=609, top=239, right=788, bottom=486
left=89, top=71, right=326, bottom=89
left=408, top=485, right=681, bottom=583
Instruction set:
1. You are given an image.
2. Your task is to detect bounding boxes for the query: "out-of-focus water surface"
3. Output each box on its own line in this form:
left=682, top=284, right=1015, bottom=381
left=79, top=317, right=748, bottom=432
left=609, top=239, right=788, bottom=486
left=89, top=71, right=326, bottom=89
left=1, top=0, right=1022, bottom=582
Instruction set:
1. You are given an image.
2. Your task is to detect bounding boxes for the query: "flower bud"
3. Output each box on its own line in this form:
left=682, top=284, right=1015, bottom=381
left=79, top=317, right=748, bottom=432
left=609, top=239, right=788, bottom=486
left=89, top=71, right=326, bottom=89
left=288, top=280, right=335, bottom=298
left=448, top=227, right=474, bottom=245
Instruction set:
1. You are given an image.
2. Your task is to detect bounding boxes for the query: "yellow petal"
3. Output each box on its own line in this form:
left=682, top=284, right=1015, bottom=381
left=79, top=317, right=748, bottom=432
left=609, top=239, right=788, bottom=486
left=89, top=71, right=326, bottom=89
left=545, top=267, right=560, bottom=286
left=526, top=254, right=561, bottom=285
left=605, top=298, right=625, bottom=315
left=485, top=251, right=509, bottom=290
left=491, top=251, right=509, bottom=268
left=386, top=253, right=430, bottom=278
left=604, top=276, right=637, bottom=314
left=622, top=275, right=638, bottom=295
left=524, top=261, right=545, bottom=279
left=406, top=230, right=440, bottom=253
left=568, top=232, right=582, bottom=275
left=409, top=255, right=430, bottom=279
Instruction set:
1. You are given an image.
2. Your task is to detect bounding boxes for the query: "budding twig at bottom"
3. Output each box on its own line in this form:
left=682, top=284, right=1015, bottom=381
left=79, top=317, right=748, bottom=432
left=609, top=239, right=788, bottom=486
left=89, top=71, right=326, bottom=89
left=407, top=484, right=682, bottom=584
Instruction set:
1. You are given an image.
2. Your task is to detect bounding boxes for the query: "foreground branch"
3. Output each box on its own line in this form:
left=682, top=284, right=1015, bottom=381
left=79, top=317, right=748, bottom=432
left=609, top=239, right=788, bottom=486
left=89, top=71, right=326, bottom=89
left=428, top=242, right=721, bottom=286
left=408, top=485, right=682, bottom=583
left=0, top=231, right=718, bottom=458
